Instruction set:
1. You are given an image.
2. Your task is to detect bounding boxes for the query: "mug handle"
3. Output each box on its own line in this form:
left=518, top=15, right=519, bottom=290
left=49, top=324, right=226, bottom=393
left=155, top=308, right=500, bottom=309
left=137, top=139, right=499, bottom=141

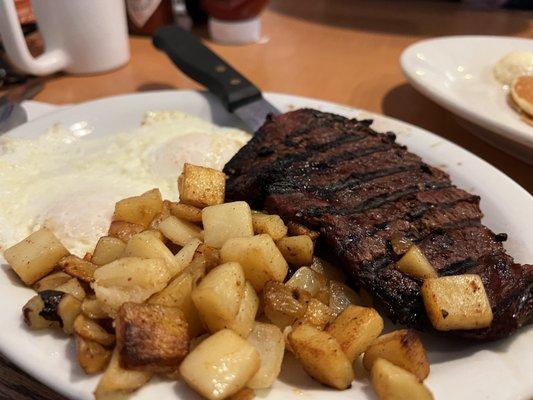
left=0, top=0, right=69, bottom=75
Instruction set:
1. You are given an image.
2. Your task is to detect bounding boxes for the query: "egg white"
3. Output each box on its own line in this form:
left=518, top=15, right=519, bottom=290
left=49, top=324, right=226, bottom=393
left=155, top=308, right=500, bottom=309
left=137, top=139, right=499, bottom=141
left=0, top=111, right=250, bottom=256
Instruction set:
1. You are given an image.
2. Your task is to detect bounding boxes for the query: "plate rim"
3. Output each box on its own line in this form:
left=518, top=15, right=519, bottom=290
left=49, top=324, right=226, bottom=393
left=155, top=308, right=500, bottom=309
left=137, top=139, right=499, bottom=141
left=1, top=89, right=532, bottom=400
left=400, top=35, right=533, bottom=150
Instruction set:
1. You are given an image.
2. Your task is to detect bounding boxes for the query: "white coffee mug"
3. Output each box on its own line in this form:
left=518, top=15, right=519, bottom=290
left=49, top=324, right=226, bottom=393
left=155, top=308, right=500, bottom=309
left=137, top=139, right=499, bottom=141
left=0, top=0, right=130, bottom=75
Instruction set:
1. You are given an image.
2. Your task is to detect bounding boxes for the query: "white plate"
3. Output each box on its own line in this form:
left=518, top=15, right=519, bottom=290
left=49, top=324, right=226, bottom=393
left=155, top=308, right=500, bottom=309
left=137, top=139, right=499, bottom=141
left=1, top=90, right=532, bottom=400
left=400, top=36, right=533, bottom=163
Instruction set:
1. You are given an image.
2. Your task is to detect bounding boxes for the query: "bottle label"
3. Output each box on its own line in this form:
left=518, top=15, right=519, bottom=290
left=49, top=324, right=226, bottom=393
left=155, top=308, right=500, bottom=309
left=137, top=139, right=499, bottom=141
left=126, top=0, right=162, bottom=27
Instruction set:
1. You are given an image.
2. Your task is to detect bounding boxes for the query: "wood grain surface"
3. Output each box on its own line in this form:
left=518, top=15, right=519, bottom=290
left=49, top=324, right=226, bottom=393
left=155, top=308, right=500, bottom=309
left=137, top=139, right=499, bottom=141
left=1, top=1, right=532, bottom=399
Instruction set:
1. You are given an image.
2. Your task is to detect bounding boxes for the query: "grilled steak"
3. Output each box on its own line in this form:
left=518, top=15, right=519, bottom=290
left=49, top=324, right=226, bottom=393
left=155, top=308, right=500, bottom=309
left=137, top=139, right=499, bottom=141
left=224, top=109, right=533, bottom=340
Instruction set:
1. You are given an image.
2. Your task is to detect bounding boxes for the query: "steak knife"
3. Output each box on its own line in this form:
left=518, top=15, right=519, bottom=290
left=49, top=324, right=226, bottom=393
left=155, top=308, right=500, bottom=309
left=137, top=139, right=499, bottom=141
left=153, top=25, right=280, bottom=133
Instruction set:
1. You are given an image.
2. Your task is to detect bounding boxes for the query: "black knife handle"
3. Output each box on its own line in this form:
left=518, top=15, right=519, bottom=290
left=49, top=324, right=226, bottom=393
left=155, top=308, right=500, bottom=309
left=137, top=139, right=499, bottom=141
left=153, top=25, right=261, bottom=112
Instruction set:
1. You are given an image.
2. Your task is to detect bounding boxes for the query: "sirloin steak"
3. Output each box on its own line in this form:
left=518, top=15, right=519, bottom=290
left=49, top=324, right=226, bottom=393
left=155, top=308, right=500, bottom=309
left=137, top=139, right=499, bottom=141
left=223, top=109, right=533, bottom=340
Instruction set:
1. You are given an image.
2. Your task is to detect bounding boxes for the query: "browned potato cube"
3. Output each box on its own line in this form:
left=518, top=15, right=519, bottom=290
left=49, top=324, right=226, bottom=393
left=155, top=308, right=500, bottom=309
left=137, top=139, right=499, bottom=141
left=327, top=305, right=383, bottom=361
left=81, top=296, right=108, bottom=320
left=4, top=228, right=70, bottom=285
left=371, top=358, right=434, bottom=400
left=57, top=255, right=99, bottom=283
left=286, top=222, right=320, bottom=241
left=179, top=329, right=260, bottom=400
left=92, top=236, right=126, bottom=266
left=294, top=298, right=332, bottom=330
left=363, top=329, right=429, bottom=381
left=229, top=388, right=255, bottom=400
left=421, top=274, right=493, bottom=331
left=288, top=324, right=354, bottom=390
left=107, top=221, right=144, bottom=243
left=178, top=163, right=226, bottom=208
left=148, top=199, right=172, bottom=230
left=396, top=245, right=437, bottom=280
left=94, top=348, right=152, bottom=400
left=113, top=191, right=163, bottom=228
left=33, top=272, right=72, bottom=292
left=170, top=202, right=203, bottom=223
left=220, top=234, right=288, bottom=291
left=195, top=243, right=220, bottom=272
left=252, top=213, right=288, bottom=241
left=158, top=216, right=203, bottom=247
left=116, top=302, right=189, bottom=373
left=74, top=314, right=115, bottom=346
left=75, top=334, right=112, bottom=374
left=276, top=235, right=314, bottom=267
left=202, top=201, right=254, bottom=248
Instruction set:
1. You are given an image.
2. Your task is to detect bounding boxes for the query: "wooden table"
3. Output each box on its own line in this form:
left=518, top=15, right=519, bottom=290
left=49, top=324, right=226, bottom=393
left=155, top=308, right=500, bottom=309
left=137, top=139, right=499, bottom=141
left=2, top=1, right=532, bottom=399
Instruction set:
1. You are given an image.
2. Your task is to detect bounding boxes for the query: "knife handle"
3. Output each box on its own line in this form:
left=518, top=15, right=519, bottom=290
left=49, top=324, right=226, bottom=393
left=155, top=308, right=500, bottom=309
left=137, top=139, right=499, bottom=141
left=153, top=25, right=261, bottom=112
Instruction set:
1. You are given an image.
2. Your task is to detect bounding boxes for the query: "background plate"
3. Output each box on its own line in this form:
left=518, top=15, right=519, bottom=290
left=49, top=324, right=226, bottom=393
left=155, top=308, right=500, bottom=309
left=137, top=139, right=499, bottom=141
left=1, top=90, right=531, bottom=400
left=401, top=36, right=533, bottom=163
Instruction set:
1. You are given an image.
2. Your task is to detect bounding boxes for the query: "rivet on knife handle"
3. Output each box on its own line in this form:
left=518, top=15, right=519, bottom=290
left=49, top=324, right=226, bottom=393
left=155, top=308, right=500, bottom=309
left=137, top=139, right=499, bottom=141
left=153, top=25, right=262, bottom=112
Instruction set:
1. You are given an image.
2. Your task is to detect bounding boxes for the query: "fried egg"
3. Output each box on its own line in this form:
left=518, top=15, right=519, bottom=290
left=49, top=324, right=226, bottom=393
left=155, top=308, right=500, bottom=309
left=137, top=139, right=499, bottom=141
left=0, top=111, right=250, bottom=256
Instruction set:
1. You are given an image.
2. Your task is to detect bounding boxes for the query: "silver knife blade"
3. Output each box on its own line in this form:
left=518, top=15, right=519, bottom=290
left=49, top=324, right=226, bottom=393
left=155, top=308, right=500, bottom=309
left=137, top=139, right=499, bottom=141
left=0, top=80, right=44, bottom=135
left=232, top=96, right=281, bottom=133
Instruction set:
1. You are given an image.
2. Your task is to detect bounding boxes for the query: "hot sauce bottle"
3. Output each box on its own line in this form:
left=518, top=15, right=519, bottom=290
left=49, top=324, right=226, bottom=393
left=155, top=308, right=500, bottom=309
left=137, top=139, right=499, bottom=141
left=201, top=0, right=269, bottom=44
left=126, top=0, right=174, bottom=36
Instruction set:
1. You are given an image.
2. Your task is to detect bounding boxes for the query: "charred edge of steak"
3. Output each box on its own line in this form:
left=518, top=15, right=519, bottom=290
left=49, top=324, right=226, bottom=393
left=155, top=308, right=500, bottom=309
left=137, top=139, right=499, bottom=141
left=224, top=108, right=533, bottom=340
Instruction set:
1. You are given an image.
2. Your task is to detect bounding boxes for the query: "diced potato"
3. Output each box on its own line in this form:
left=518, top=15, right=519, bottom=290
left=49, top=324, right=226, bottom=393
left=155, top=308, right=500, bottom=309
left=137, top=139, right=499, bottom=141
left=178, top=163, right=226, bottom=208
left=328, top=281, right=361, bottom=318
left=246, top=322, right=285, bottom=389
left=202, top=201, right=254, bottom=248
left=112, top=192, right=163, bottom=228
left=4, top=227, right=70, bottom=285
left=122, top=231, right=179, bottom=276
left=286, top=222, right=320, bottom=241
left=286, top=267, right=328, bottom=297
left=22, top=294, right=61, bottom=330
left=74, top=314, right=115, bottom=346
left=252, top=213, right=288, bottom=241
left=149, top=272, right=205, bottom=338
left=57, top=294, right=83, bottom=334
left=288, top=324, right=354, bottom=390
left=363, top=329, right=429, bottom=381
left=421, top=274, right=493, bottom=331
left=173, top=238, right=202, bottom=273
left=159, top=216, right=203, bottom=247
left=170, top=202, right=203, bottom=223
left=327, top=305, right=383, bottom=361
left=81, top=296, right=108, bottom=319
left=191, top=262, right=245, bottom=332
left=371, top=358, right=434, bottom=400
left=224, top=281, right=259, bottom=337
left=92, top=237, right=126, bottom=266
left=396, top=245, right=437, bottom=280
left=141, top=188, right=163, bottom=201
left=310, top=257, right=346, bottom=282
left=75, top=334, right=112, bottom=374
left=195, top=243, right=220, bottom=272
left=33, top=272, right=72, bottom=292
left=276, top=235, right=314, bottom=267
left=57, top=255, right=99, bottom=283
left=94, top=348, right=152, bottom=400
left=92, top=257, right=171, bottom=318
left=148, top=198, right=172, bottom=230
left=179, top=329, right=260, bottom=400
left=56, top=278, right=86, bottom=301
left=116, top=302, right=189, bottom=372
left=263, top=281, right=309, bottom=329
left=107, top=221, right=144, bottom=243
left=294, top=298, right=332, bottom=330
left=220, top=234, right=288, bottom=291
left=229, top=388, right=255, bottom=400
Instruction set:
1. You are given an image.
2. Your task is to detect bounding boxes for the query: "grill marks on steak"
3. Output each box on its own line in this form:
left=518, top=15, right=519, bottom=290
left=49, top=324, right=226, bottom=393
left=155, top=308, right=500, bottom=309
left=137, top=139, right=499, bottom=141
left=224, top=109, right=533, bottom=340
